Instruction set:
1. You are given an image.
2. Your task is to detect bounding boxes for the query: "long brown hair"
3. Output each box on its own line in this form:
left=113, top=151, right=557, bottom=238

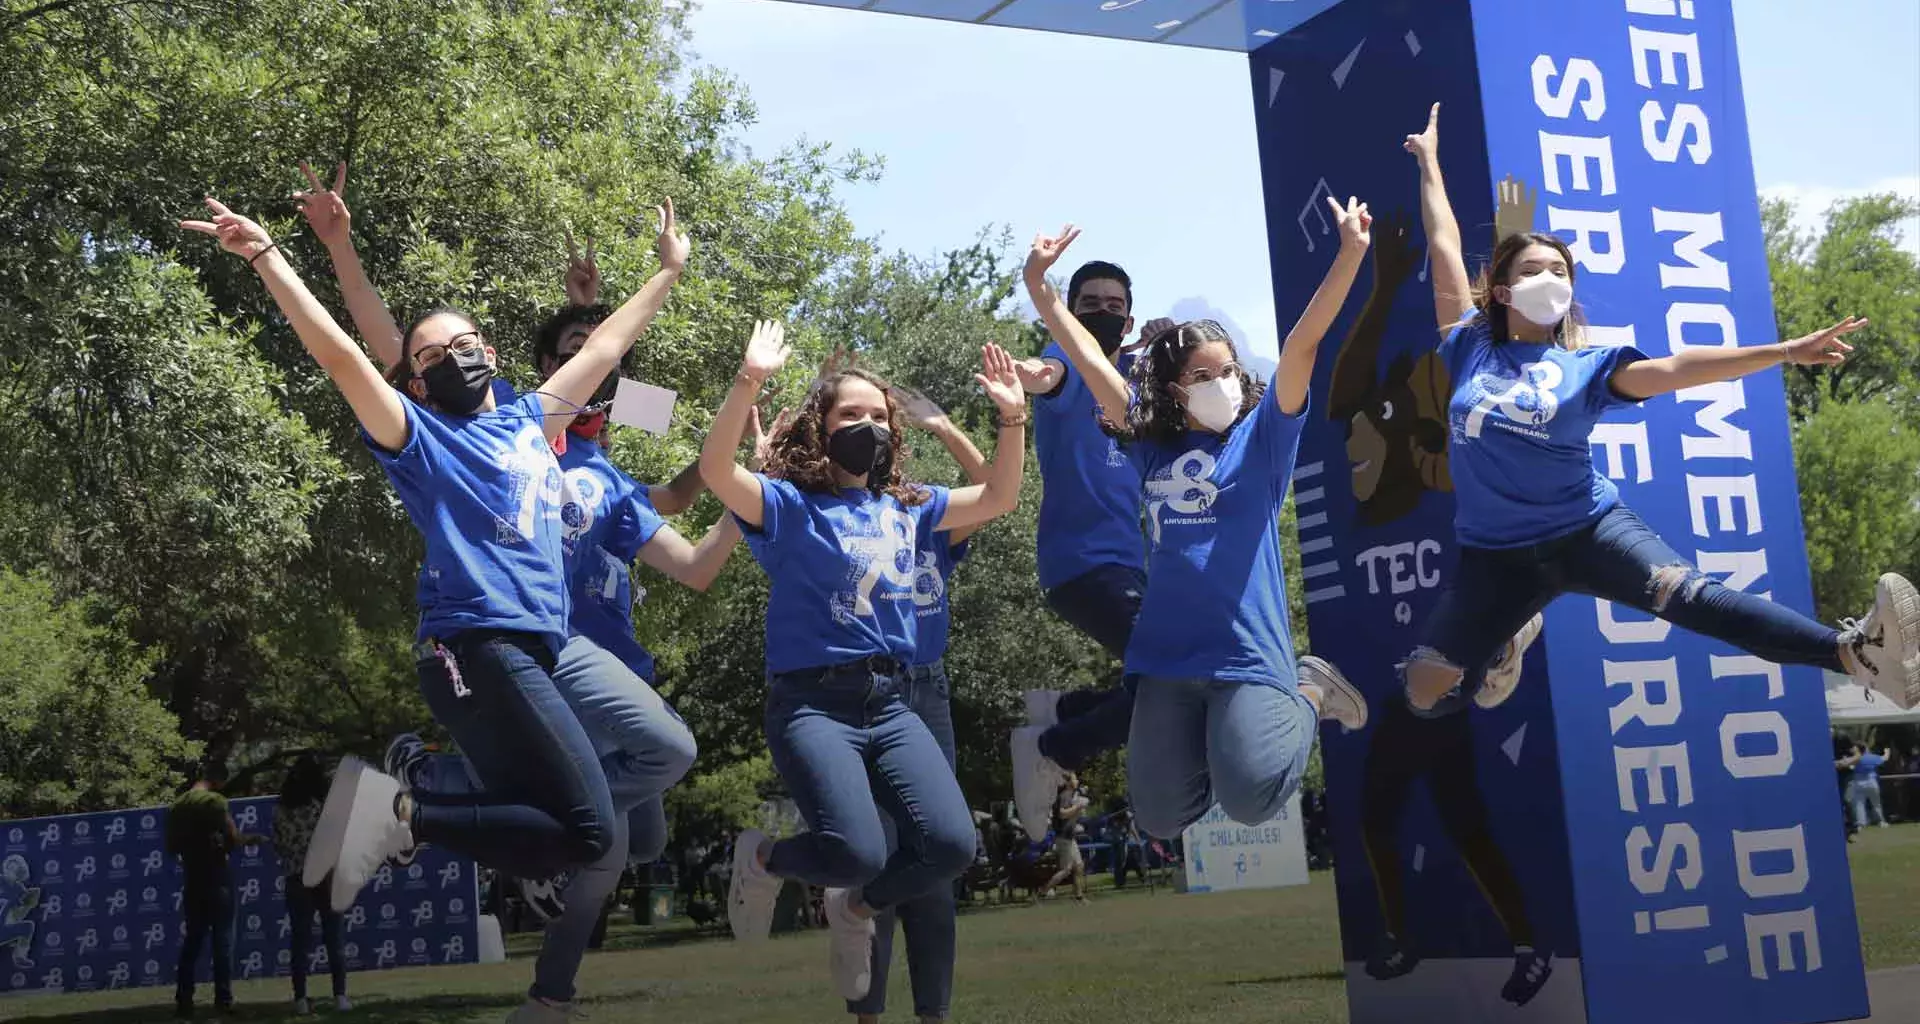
left=1468, top=231, right=1587, bottom=350
left=762, top=369, right=929, bottom=506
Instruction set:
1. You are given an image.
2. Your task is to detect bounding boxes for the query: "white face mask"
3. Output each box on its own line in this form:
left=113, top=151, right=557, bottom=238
left=1180, top=375, right=1243, bottom=433
left=1505, top=273, right=1574, bottom=327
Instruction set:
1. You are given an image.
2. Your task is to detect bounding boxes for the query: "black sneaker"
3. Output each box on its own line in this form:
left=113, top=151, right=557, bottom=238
left=1501, top=948, right=1554, bottom=1005
left=383, top=732, right=430, bottom=791
left=518, top=874, right=568, bottom=923
left=1364, top=933, right=1420, bottom=981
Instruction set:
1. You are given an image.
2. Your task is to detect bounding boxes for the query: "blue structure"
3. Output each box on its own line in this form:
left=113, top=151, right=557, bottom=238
left=0, top=798, right=480, bottom=996
left=770, top=2, right=1867, bottom=1022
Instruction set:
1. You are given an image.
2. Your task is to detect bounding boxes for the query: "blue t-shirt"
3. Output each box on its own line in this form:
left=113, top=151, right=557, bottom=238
left=366, top=391, right=571, bottom=652
left=1124, top=392, right=1308, bottom=687
left=558, top=437, right=667, bottom=681
left=910, top=531, right=971, bottom=666
left=1854, top=752, right=1887, bottom=785
left=740, top=477, right=951, bottom=675
left=1033, top=343, right=1146, bottom=590
left=1441, top=314, right=1648, bottom=548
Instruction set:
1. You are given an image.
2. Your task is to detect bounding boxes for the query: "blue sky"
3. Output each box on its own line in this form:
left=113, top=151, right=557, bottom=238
left=685, top=0, right=1920, bottom=359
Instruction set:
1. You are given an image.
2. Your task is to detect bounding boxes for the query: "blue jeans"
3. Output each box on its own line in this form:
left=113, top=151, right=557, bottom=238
left=764, top=658, right=973, bottom=912
left=1126, top=677, right=1318, bottom=840
left=851, top=660, right=959, bottom=1019
left=1849, top=780, right=1885, bottom=827
left=284, top=875, right=345, bottom=1000
left=526, top=801, right=670, bottom=1003
left=1039, top=564, right=1147, bottom=771
left=411, top=630, right=614, bottom=878
left=1415, top=503, right=1844, bottom=717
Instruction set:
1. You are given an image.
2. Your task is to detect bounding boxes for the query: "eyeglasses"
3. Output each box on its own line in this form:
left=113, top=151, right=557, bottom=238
left=1178, top=363, right=1242, bottom=386
left=410, top=331, right=484, bottom=371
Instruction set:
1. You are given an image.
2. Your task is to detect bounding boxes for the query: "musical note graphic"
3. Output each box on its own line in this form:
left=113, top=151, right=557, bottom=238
left=1297, top=178, right=1336, bottom=252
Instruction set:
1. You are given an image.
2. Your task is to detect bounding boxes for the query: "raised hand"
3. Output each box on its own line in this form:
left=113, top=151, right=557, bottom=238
left=179, top=197, right=274, bottom=261
left=1779, top=316, right=1867, bottom=366
left=1331, top=195, right=1372, bottom=252
left=975, top=343, right=1026, bottom=419
left=747, top=405, right=791, bottom=471
left=1024, top=224, right=1082, bottom=281
left=655, top=198, right=691, bottom=273
left=741, top=319, right=791, bottom=381
left=1371, top=213, right=1421, bottom=289
left=1494, top=176, right=1537, bottom=243
left=293, top=161, right=351, bottom=249
left=564, top=226, right=600, bottom=306
left=1128, top=316, right=1175, bottom=353
left=1011, top=356, right=1061, bottom=393
left=819, top=344, right=857, bottom=380
left=891, top=385, right=949, bottom=430
left=1403, top=102, right=1440, bottom=166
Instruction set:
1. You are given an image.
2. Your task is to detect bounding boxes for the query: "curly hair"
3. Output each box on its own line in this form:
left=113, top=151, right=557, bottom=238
left=1119, top=319, right=1267, bottom=446
left=761, top=368, right=929, bottom=507
left=1468, top=231, right=1588, bottom=350
left=533, top=303, right=614, bottom=370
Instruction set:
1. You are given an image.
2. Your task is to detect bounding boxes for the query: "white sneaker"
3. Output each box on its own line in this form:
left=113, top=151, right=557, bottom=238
left=824, top=888, right=875, bottom=1001
left=505, top=997, right=580, bottom=1023
left=335, top=995, right=352, bottom=1012
left=293, top=997, right=311, bottom=1016
left=1299, top=656, right=1368, bottom=731
left=1476, top=613, right=1545, bottom=710
left=1842, top=573, right=1920, bottom=709
left=1023, top=689, right=1063, bottom=729
left=727, top=829, right=780, bottom=942
left=1011, top=726, right=1065, bottom=842
left=305, top=757, right=414, bottom=913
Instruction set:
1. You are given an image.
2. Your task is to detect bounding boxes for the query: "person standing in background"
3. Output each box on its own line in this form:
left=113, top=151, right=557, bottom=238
left=167, top=763, right=266, bottom=1020
left=273, top=754, right=349, bottom=1016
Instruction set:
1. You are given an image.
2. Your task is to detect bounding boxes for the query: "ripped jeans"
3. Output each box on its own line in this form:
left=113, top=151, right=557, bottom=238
left=1413, top=503, right=1843, bottom=717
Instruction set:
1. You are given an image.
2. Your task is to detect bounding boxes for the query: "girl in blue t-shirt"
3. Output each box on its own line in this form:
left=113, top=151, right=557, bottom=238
left=1362, top=103, right=1919, bottom=720
left=699, top=321, right=1028, bottom=1003
left=1020, top=210, right=1373, bottom=847
left=1309, top=104, right=1920, bottom=1005
left=181, top=195, right=689, bottom=916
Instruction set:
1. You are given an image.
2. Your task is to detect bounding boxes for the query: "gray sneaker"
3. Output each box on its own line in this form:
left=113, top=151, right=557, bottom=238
left=1842, top=573, right=1920, bottom=709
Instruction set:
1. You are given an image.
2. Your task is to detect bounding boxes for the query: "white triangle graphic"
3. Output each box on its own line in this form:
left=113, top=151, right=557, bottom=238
left=1502, top=723, right=1529, bottom=766
left=1332, top=39, right=1365, bottom=90
left=1268, top=68, right=1286, bottom=108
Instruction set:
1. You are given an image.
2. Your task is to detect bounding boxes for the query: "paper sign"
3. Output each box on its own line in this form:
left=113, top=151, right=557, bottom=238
left=610, top=378, right=676, bottom=435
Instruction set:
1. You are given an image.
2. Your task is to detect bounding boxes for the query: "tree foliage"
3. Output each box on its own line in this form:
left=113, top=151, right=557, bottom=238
left=1791, top=400, right=1920, bottom=623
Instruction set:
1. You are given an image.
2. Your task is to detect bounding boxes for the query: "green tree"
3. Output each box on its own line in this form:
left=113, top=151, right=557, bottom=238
left=1762, top=192, right=1920, bottom=419
left=0, top=570, right=198, bottom=817
left=1791, top=399, right=1920, bottom=623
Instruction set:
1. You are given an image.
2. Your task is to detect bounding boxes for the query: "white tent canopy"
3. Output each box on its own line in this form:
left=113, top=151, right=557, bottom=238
left=1824, top=671, right=1920, bottom=726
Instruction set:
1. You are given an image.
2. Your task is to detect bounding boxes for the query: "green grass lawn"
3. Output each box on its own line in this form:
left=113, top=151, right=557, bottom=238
left=8, top=824, right=1917, bottom=1023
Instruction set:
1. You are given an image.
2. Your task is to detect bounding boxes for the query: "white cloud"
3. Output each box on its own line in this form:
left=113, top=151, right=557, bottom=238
left=1759, top=176, right=1920, bottom=256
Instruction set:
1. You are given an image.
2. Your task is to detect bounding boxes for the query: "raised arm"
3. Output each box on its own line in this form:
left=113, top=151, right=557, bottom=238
left=1022, top=226, right=1131, bottom=425
left=647, top=458, right=708, bottom=516
left=636, top=516, right=742, bottom=592
left=539, top=199, right=689, bottom=436
left=181, top=199, right=408, bottom=451
left=1611, top=317, right=1866, bottom=401
left=1274, top=196, right=1371, bottom=415
left=700, top=320, right=790, bottom=529
left=1405, top=104, right=1474, bottom=328
left=295, top=161, right=405, bottom=371
left=933, top=344, right=1028, bottom=535
left=896, top=384, right=990, bottom=542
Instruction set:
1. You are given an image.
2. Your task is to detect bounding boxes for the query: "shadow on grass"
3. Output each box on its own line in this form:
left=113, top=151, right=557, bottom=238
left=6, top=991, right=526, bottom=1023
left=1224, top=968, right=1345, bottom=986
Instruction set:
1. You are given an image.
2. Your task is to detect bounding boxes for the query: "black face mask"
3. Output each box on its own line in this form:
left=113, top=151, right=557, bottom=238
left=827, top=421, right=891, bottom=478
left=1075, top=309, right=1130, bottom=356
left=421, top=346, right=495, bottom=415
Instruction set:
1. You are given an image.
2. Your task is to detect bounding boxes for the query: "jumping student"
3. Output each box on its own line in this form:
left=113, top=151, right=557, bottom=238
left=1006, top=260, right=1163, bottom=841
left=1022, top=210, right=1371, bottom=849
left=700, top=322, right=1029, bottom=1003
left=1313, top=102, right=1920, bottom=1006
left=846, top=384, right=992, bottom=1024
left=181, top=192, right=686, bottom=913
